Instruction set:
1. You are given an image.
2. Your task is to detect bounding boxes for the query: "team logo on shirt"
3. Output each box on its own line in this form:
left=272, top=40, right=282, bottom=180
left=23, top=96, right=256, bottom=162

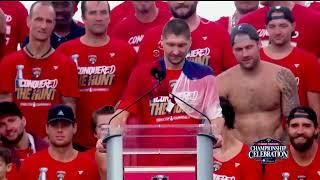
left=150, top=95, right=184, bottom=118
left=15, top=65, right=58, bottom=101
left=186, top=47, right=211, bottom=66
left=88, top=55, right=97, bottom=65
left=249, top=138, right=288, bottom=164
left=213, top=161, right=222, bottom=171
left=153, top=49, right=160, bottom=58
left=32, top=67, right=42, bottom=78
left=78, top=65, right=116, bottom=89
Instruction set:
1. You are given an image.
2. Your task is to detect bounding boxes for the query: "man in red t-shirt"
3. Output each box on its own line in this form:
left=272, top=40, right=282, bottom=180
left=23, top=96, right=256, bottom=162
left=238, top=1, right=320, bottom=58
left=108, top=1, right=169, bottom=34
left=264, top=106, right=320, bottom=179
left=216, top=1, right=259, bottom=33
left=58, top=1, right=136, bottom=148
left=138, top=1, right=237, bottom=75
left=0, top=2, right=79, bottom=139
left=82, top=105, right=114, bottom=161
left=0, top=102, right=48, bottom=170
left=20, top=104, right=99, bottom=180
left=111, top=1, right=171, bottom=52
left=96, top=19, right=224, bottom=174
left=213, top=97, right=262, bottom=180
left=0, top=1, right=28, bottom=56
left=260, top=6, right=320, bottom=124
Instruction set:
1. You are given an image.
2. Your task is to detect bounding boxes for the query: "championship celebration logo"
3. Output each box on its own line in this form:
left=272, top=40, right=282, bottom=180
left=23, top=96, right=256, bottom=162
left=248, top=138, right=288, bottom=164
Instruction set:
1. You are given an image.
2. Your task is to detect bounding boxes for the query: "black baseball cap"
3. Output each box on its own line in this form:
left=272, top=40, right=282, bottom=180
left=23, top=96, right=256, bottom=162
left=266, top=6, right=295, bottom=25
left=287, top=106, right=318, bottom=127
left=230, top=23, right=259, bottom=46
left=48, top=104, right=75, bottom=124
left=0, top=102, right=23, bottom=118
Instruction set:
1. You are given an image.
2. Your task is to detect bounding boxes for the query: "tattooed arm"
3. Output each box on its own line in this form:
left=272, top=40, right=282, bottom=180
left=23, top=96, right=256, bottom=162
left=276, top=68, right=300, bottom=117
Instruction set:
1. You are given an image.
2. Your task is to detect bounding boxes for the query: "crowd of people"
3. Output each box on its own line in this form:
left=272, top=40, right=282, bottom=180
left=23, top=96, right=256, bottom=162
left=0, top=1, right=319, bottom=179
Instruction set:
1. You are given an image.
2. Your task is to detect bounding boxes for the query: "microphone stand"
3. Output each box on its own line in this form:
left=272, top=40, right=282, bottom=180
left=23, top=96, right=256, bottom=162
left=108, top=80, right=161, bottom=125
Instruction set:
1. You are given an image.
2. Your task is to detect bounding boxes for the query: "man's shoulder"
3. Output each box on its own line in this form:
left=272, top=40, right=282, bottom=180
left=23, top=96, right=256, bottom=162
left=1, top=50, right=25, bottom=65
left=262, top=60, right=287, bottom=71
left=143, top=25, right=163, bottom=38
left=58, top=37, right=81, bottom=49
left=24, top=148, right=48, bottom=163
left=184, top=60, right=214, bottom=77
left=238, top=6, right=269, bottom=24
left=216, top=65, right=240, bottom=79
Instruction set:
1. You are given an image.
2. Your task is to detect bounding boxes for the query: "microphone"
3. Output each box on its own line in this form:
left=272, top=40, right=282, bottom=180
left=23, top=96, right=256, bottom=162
left=107, top=67, right=163, bottom=126
left=151, top=67, right=166, bottom=82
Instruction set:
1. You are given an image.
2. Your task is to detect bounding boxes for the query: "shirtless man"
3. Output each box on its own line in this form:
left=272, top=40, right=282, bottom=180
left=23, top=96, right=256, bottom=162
left=217, top=23, right=299, bottom=144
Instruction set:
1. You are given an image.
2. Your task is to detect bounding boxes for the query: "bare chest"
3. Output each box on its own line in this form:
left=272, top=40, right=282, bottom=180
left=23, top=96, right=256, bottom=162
left=228, top=76, right=281, bottom=113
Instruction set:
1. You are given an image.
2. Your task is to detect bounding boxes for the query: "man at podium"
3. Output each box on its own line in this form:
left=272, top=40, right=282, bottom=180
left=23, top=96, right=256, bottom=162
left=106, top=18, right=224, bottom=165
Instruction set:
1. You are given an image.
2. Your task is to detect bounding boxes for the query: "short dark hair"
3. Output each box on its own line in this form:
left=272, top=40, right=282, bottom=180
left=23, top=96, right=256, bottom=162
left=266, top=6, right=294, bottom=25
left=0, top=102, right=23, bottom=119
left=0, top=147, right=12, bottom=164
left=219, top=96, right=235, bottom=129
left=287, top=106, right=318, bottom=128
left=29, top=1, right=54, bottom=17
left=162, top=19, right=191, bottom=40
left=81, top=1, right=110, bottom=18
left=231, top=23, right=259, bottom=46
left=91, top=105, right=115, bottom=133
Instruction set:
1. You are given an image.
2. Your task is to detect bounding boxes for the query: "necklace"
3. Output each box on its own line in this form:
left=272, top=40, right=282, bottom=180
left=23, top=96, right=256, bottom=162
left=25, top=45, right=52, bottom=59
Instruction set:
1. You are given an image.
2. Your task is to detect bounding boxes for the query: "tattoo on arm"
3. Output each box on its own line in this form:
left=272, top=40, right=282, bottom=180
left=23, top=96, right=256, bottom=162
left=276, top=68, right=300, bottom=117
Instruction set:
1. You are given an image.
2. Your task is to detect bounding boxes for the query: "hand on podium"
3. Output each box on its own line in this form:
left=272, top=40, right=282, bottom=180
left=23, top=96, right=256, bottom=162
left=108, top=109, right=129, bottom=135
left=211, top=117, right=224, bottom=148
left=96, top=138, right=107, bottom=180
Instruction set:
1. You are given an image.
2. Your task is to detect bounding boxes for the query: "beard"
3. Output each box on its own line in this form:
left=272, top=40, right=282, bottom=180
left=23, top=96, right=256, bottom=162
left=170, top=3, right=197, bottom=19
left=290, top=135, right=316, bottom=152
left=1, top=131, right=24, bottom=146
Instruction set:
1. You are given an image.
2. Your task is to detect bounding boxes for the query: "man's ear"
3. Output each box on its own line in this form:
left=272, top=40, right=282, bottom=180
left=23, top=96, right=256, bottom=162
left=73, top=123, right=77, bottom=135
left=22, top=117, right=27, bottom=128
left=6, top=162, right=12, bottom=173
left=27, top=15, right=31, bottom=29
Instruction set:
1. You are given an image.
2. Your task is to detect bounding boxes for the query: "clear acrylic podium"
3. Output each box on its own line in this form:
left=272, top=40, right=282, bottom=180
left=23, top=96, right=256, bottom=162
left=104, top=124, right=216, bottom=180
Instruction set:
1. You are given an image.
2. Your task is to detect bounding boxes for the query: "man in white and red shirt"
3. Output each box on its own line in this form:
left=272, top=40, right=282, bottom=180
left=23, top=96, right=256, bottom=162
left=58, top=1, right=137, bottom=148
left=138, top=1, right=237, bottom=75
left=216, top=1, right=259, bottom=33
left=260, top=6, right=320, bottom=124
left=103, top=19, right=224, bottom=168
left=264, top=106, right=320, bottom=179
left=0, top=1, right=29, bottom=56
left=238, top=1, right=320, bottom=58
left=111, top=1, right=171, bottom=52
left=0, top=2, right=79, bottom=139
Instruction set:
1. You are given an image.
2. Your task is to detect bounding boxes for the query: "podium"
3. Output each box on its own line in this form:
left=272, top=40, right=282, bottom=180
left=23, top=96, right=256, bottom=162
left=104, top=124, right=216, bottom=180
